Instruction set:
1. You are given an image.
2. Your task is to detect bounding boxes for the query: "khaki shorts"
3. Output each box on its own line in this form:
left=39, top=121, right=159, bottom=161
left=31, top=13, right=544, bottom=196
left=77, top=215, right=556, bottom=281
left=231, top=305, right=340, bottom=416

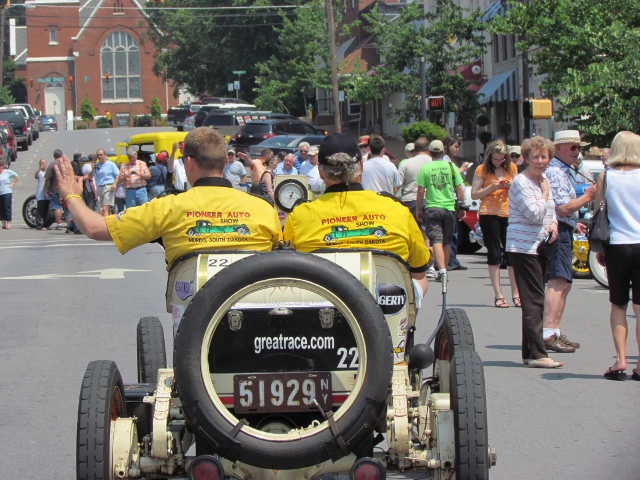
left=98, top=184, right=115, bottom=208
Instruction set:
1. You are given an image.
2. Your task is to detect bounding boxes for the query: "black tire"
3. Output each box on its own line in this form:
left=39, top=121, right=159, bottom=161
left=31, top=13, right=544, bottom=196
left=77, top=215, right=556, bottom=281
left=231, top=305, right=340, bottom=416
left=450, top=351, right=490, bottom=480
left=137, top=317, right=167, bottom=383
left=177, top=126, right=184, bottom=132
left=434, top=308, right=475, bottom=363
left=22, top=195, right=38, bottom=228
left=28, top=135, right=32, bottom=146
left=588, top=250, right=609, bottom=289
left=77, top=360, right=127, bottom=480
left=22, top=141, right=28, bottom=151
left=174, top=251, right=393, bottom=470
left=457, top=222, right=482, bottom=254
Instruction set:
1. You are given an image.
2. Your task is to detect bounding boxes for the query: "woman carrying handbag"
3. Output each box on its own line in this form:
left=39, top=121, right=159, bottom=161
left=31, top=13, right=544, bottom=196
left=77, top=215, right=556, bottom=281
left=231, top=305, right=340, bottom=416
left=594, top=131, right=640, bottom=381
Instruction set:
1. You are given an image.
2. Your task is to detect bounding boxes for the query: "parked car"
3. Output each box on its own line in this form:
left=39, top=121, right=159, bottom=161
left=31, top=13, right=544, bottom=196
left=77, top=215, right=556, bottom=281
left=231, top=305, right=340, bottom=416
left=7, top=103, right=41, bottom=137
left=229, top=119, right=328, bottom=153
left=182, top=115, right=196, bottom=132
left=1, top=105, right=34, bottom=144
left=0, top=109, right=30, bottom=150
left=40, top=115, right=58, bottom=131
left=248, top=134, right=327, bottom=159
left=167, top=104, right=192, bottom=131
left=0, top=120, right=18, bottom=164
left=0, top=130, right=9, bottom=167
left=116, top=131, right=187, bottom=165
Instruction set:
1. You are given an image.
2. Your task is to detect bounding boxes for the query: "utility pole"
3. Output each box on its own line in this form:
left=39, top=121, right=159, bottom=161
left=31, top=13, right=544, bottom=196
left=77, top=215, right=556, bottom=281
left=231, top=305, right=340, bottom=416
left=0, top=7, right=5, bottom=89
left=326, top=0, right=341, bottom=133
left=420, top=56, right=426, bottom=121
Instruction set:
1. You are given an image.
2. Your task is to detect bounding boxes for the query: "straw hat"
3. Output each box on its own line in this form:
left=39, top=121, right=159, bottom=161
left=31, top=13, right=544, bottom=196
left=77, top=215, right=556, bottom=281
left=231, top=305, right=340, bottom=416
left=553, top=130, right=590, bottom=146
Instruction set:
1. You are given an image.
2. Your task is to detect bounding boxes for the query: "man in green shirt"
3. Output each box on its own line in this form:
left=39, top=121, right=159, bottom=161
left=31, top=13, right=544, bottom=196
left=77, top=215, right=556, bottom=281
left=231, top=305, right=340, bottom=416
left=415, top=140, right=465, bottom=280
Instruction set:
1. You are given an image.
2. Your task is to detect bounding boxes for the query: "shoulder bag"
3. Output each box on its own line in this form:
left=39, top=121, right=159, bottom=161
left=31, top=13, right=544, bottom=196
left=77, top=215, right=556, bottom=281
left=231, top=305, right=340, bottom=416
left=448, top=162, right=468, bottom=211
left=586, top=171, right=609, bottom=254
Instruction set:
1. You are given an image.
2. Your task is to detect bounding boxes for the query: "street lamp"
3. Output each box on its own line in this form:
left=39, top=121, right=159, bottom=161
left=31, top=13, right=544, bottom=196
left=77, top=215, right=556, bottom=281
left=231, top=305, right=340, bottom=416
left=0, top=3, right=35, bottom=88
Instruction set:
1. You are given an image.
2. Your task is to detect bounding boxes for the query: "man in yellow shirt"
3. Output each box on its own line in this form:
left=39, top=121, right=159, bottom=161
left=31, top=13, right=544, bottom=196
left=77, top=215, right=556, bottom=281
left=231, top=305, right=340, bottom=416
left=283, top=134, right=430, bottom=301
left=55, top=127, right=282, bottom=270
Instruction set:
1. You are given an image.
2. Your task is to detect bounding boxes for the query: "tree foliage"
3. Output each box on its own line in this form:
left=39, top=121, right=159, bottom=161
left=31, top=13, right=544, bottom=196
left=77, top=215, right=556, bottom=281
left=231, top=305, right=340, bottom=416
left=80, top=94, right=96, bottom=124
left=145, top=0, right=292, bottom=101
left=0, top=86, right=15, bottom=106
left=400, top=121, right=447, bottom=143
left=347, top=0, right=486, bottom=126
left=3, top=61, right=26, bottom=103
left=150, top=96, right=162, bottom=125
left=490, top=0, right=640, bottom=145
left=253, top=0, right=332, bottom=114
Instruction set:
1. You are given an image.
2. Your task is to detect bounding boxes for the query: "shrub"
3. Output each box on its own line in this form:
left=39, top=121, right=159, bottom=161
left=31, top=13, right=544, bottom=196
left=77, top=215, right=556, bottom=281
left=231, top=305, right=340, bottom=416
left=478, top=131, right=492, bottom=148
left=400, top=121, right=448, bottom=144
left=134, top=115, right=153, bottom=127
left=96, top=117, right=112, bottom=128
left=75, top=124, right=88, bottom=130
left=476, top=114, right=490, bottom=127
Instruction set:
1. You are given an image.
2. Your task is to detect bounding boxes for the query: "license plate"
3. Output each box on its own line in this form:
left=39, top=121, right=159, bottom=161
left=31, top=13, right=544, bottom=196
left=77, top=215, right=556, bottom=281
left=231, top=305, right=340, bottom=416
left=233, top=372, right=332, bottom=414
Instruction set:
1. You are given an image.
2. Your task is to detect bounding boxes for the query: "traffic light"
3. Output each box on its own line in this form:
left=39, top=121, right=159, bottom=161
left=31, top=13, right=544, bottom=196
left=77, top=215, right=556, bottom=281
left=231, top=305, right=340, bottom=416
left=523, top=98, right=553, bottom=119
left=29, top=78, right=33, bottom=88
left=105, top=73, right=109, bottom=84
left=427, top=96, right=445, bottom=112
left=69, top=76, right=74, bottom=87
left=0, top=0, right=11, bottom=9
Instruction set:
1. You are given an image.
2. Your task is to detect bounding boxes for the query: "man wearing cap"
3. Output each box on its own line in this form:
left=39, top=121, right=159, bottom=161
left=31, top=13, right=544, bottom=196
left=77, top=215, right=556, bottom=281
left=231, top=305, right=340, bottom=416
left=91, top=148, right=120, bottom=216
left=415, top=139, right=465, bottom=281
left=147, top=150, right=168, bottom=199
left=543, top=130, right=597, bottom=353
left=223, top=148, right=247, bottom=189
left=283, top=133, right=430, bottom=303
left=54, top=127, right=282, bottom=276
left=361, top=135, right=401, bottom=195
left=509, top=145, right=525, bottom=172
left=298, top=146, right=323, bottom=195
left=358, top=135, right=370, bottom=161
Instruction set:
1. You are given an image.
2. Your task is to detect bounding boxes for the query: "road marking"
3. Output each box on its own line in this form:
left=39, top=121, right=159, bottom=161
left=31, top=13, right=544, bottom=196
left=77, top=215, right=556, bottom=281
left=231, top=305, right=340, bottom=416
left=0, top=268, right=151, bottom=280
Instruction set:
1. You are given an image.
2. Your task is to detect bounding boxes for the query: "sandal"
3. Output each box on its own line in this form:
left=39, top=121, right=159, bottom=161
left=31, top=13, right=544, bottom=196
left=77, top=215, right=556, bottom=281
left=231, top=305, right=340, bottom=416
left=494, top=297, right=509, bottom=308
left=512, top=297, right=521, bottom=308
left=604, top=367, right=626, bottom=381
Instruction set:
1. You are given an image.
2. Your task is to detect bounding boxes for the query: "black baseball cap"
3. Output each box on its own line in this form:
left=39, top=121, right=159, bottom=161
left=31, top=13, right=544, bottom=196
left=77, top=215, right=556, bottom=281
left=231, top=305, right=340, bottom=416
left=318, top=133, right=362, bottom=165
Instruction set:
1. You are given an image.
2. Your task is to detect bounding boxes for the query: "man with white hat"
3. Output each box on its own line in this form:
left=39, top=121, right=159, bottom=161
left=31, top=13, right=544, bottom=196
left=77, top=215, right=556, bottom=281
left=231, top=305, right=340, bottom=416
left=543, top=130, right=596, bottom=353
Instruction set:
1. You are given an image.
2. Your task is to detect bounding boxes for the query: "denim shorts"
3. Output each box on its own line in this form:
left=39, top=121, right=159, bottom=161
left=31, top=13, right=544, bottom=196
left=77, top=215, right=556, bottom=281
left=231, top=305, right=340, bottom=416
left=49, top=193, right=62, bottom=211
left=546, top=222, right=573, bottom=283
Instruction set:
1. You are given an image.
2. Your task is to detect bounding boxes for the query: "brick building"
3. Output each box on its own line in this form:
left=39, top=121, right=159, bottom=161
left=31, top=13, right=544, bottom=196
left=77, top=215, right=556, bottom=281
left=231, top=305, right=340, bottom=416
left=15, top=0, right=175, bottom=126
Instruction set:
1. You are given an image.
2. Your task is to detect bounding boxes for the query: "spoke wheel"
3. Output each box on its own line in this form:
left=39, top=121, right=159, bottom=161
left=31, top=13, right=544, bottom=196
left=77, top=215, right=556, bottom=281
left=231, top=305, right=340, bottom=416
left=572, top=236, right=591, bottom=279
left=77, top=360, right=127, bottom=480
left=588, top=250, right=609, bottom=289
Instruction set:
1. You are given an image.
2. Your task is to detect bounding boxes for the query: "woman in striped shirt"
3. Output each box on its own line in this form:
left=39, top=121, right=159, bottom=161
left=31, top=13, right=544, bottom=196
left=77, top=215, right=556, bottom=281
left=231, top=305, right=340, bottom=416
left=506, top=136, right=561, bottom=368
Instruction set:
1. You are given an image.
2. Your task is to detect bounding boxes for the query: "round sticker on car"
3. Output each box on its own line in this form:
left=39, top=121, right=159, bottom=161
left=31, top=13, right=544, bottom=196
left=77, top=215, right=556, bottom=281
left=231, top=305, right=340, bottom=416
left=376, top=284, right=407, bottom=315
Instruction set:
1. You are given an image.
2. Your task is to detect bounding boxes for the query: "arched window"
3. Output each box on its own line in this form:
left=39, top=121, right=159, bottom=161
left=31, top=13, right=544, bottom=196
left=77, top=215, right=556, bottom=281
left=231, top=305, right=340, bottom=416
left=101, top=31, right=141, bottom=100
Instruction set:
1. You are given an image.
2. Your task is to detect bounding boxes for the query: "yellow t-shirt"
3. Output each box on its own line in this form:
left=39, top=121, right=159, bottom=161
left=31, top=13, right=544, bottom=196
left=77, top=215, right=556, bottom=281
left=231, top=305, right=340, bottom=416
left=283, top=184, right=429, bottom=272
left=106, top=177, right=282, bottom=269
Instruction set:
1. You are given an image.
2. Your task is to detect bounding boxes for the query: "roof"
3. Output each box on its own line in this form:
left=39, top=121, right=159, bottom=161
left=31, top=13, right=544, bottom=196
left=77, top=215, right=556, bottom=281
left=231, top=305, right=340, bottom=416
left=13, top=26, right=27, bottom=64
left=338, top=36, right=376, bottom=75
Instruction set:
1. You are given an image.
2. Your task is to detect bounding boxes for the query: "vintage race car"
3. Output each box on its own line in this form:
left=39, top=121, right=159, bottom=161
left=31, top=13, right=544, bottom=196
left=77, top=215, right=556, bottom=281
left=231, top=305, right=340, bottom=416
left=76, top=249, right=495, bottom=480
left=186, top=220, right=251, bottom=236
left=323, top=225, right=387, bottom=243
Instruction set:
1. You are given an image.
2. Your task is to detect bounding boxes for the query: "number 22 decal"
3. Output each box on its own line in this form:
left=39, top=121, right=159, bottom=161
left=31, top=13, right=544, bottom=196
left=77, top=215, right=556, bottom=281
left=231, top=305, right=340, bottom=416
left=336, top=347, right=359, bottom=369
left=208, top=258, right=229, bottom=267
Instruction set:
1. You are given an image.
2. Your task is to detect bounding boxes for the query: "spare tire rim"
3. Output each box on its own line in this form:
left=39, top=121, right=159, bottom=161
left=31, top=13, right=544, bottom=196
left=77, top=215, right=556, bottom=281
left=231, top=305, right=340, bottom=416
left=199, top=277, right=367, bottom=441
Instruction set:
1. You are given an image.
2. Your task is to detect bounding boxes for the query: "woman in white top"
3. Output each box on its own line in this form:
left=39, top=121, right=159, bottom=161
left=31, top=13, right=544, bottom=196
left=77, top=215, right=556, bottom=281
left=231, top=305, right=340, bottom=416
left=594, top=131, right=640, bottom=381
left=506, top=136, right=561, bottom=368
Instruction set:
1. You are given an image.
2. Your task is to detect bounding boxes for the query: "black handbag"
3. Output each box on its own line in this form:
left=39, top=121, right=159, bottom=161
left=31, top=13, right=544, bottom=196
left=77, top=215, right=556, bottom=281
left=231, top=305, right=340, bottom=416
left=587, top=172, right=610, bottom=254
left=537, top=231, right=557, bottom=259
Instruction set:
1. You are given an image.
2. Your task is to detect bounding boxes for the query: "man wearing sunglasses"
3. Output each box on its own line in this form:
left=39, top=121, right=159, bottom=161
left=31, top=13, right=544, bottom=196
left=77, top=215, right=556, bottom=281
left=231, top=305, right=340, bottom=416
left=542, top=130, right=597, bottom=354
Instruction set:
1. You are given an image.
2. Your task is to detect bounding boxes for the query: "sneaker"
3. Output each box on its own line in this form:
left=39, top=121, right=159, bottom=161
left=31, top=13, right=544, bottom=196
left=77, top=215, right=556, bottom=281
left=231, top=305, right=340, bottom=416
left=55, top=223, right=63, bottom=230
left=426, top=267, right=437, bottom=279
left=559, top=334, right=580, bottom=349
left=544, top=334, right=575, bottom=353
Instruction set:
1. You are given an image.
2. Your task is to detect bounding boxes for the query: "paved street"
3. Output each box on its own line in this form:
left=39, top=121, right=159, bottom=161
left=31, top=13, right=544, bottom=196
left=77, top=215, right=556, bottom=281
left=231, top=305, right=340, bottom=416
left=0, top=129, right=638, bottom=479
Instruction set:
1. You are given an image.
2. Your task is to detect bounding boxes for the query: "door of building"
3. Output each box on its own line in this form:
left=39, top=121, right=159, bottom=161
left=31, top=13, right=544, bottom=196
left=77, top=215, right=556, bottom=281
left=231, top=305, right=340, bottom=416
left=45, top=83, right=65, bottom=115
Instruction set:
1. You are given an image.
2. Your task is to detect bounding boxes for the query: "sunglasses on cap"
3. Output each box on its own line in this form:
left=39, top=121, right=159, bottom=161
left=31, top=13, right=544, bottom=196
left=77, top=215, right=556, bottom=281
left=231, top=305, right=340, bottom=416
left=510, top=153, right=521, bottom=159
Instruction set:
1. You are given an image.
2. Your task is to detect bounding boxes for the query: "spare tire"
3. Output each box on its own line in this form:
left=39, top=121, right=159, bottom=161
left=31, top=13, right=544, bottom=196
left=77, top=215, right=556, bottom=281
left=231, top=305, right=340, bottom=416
left=174, top=251, right=393, bottom=470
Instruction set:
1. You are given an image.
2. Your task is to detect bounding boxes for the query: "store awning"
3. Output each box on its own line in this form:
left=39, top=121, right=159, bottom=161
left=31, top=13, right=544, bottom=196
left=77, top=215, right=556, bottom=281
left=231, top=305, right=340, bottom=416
left=481, top=1, right=504, bottom=23
left=477, top=69, right=518, bottom=105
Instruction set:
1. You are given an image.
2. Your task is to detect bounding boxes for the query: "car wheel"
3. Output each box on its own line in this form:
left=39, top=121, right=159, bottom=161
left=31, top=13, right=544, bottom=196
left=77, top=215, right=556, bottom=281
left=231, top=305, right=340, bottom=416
left=174, top=251, right=393, bottom=470
left=323, top=234, right=332, bottom=243
left=12, top=151, right=17, bottom=163
left=457, top=222, right=482, bottom=254
left=450, top=351, right=490, bottom=479
left=572, top=234, right=591, bottom=279
left=432, top=308, right=475, bottom=394
left=28, top=135, right=32, bottom=146
left=22, top=141, right=28, bottom=151
left=76, top=360, right=127, bottom=480
left=187, top=228, right=195, bottom=236
left=374, top=229, right=385, bottom=238
left=588, top=250, right=609, bottom=289
left=22, top=195, right=38, bottom=228
left=136, top=317, right=167, bottom=383
left=177, top=126, right=184, bottom=132
left=236, top=227, right=248, bottom=235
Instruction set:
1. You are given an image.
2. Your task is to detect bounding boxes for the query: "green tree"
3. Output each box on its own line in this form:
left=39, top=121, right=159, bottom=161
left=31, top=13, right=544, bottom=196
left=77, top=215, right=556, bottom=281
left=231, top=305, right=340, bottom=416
left=150, top=96, right=162, bottom=125
left=80, top=93, right=97, bottom=126
left=0, top=86, right=15, bottom=106
left=347, top=1, right=486, bottom=126
left=490, top=0, right=640, bottom=145
left=3, top=61, right=27, bottom=103
left=145, top=0, right=289, bottom=101
left=253, top=0, right=332, bottom=114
